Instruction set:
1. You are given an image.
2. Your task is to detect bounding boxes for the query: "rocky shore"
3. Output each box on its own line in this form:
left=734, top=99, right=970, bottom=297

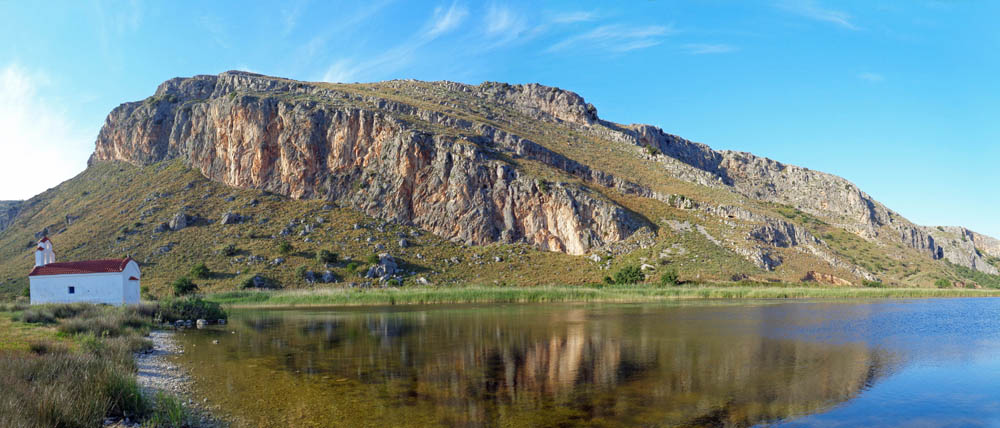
left=125, top=330, right=227, bottom=427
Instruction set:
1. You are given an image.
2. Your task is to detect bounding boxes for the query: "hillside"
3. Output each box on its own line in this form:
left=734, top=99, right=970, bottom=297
left=2, top=71, right=998, bottom=298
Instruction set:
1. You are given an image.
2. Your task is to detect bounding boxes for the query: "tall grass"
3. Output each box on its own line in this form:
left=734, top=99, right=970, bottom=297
left=208, top=284, right=1000, bottom=307
left=0, top=340, right=146, bottom=428
left=0, top=299, right=225, bottom=427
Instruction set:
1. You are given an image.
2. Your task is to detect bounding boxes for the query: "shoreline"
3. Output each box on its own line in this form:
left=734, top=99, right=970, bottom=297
left=206, top=285, right=1000, bottom=308
left=133, top=330, right=227, bottom=428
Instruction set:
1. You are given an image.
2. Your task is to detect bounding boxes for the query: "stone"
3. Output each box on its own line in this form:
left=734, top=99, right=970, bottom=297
left=154, top=223, right=170, bottom=233
left=374, top=243, right=386, bottom=251
left=220, top=212, right=244, bottom=225
left=321, top=270, right=336, bottom=283
left=398, top=238, right=409, bottom=248
left=364, top=254, right=399, bottom=279
left=168, top=212, right=189, bottom=231
left=270, top=258, right=284, bottom=266
left=589, top=254, right=601, bottom=262
left=416, top=277, right=430, bottom=285
left=196, top=319, right=207, bottom=328
left=493, top=256, right=502, bottom=262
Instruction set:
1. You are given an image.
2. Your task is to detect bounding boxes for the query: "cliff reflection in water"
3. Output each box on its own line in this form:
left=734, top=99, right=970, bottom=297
left=180, top=304, right=895, bottom=427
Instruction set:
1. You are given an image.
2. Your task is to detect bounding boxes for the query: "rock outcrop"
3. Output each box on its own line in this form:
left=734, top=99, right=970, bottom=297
left=91, top=72, right=639, bottom=255
left=0, top=201, right=21, bottom=233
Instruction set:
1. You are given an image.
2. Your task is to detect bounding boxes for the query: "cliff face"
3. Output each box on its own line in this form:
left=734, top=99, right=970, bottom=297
left=88, top=71, right=999, bottom=280
left=91, top=73, right=637, bottom=254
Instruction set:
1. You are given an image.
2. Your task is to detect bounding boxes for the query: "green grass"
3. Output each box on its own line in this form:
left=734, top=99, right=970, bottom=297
left=0, top=301, right=226, bottom=427
left=207, top=284, right=1000, bottom=307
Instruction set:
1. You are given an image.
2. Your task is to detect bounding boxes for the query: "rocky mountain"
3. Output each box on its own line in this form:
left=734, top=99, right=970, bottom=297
left=1, top=71, right=997, bottom=296
left=0, top=201, right=21, bottom=233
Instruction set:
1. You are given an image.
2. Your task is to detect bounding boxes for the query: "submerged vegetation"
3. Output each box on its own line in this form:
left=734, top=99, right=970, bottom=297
left=0, top=299, right=225, bottom=428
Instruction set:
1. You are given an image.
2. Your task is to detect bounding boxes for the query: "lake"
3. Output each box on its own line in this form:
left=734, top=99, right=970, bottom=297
left=176, top=299, right=1000, bottom=427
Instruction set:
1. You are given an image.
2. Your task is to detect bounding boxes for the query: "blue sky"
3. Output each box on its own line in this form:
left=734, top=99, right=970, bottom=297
left=1, top=1, right=998, bottom=236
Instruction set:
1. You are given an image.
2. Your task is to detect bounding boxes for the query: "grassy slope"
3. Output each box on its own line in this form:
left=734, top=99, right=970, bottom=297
left=1, top=78, right=994, bottom=297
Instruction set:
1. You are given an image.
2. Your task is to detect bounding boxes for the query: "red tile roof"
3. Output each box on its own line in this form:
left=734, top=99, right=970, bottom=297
left=29, top=257, right=134, bottom=276
left=128, top=276, right=139, bottom=281
left=39, top=237, right=50, bottom=243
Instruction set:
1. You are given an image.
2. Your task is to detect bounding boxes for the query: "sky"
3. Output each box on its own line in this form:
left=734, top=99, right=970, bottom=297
left=1, top=0, right=998, bottom=236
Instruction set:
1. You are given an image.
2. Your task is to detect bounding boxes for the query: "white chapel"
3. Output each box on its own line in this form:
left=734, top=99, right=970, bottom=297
left=28, top=237, right=141, bottom=305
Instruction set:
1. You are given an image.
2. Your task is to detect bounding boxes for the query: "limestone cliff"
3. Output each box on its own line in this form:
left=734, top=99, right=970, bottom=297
left=0, top=201, right=20, bottom=233
left=91, top=72, right=638, bottom=254
left=88, top=71, right=999, bottom=281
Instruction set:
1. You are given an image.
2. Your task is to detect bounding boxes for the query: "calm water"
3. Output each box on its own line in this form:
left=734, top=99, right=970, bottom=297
left=176, top=299, right=1000, bottom=427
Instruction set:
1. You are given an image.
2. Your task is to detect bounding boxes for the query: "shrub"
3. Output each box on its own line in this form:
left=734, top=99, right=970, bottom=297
left=189, top=262, right=210, bottom=279
left=659, top=269, right=679, bottom=287
left=159, top=297, right=226, bottom=322
left=346, top=262, right=360, bottom=273
left=612, top=265, right=644, bottom=285
left=863, top=280, right=885, bottom=288
left=365, top=254, right=380, bottom=265
left=317, top=250, right=338, bottom=264
left=296, top=265, right=309, bottom=279
left=603, top=276, right=614, bottom=285
left=278, top=241, right=293, bottom=255
left=222, top=244, right=238, bottom=257
left=537, top=180, right=550, bottom=194
left=21, top=286, right=30, bottom=297
left=171, top=277, right=198, bottom=296
left=645, top=146, right=661, bottom=156
left=935, top=278, right=951, bottom=288
left=146, top=391, right=189, bottom=428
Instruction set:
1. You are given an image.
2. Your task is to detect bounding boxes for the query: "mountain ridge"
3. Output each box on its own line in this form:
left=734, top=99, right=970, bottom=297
left=2, top=70, right=997, bottom=296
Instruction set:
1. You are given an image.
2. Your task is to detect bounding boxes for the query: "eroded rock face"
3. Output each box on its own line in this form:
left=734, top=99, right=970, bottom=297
left=0, top=201, right=21, bottom=232
left=90, top=72, right=638, bottom=255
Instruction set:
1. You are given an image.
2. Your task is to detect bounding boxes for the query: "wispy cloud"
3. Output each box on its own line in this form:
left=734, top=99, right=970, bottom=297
left=280, top=1, right=307, bottom=36
left=0, top=64, right=91, bottom=199
left=551, top=10, right=598, bottom=24
left=857, top=72, right=884, bottom=82
left=681, top=43, right=737, bottom=54
left=426, top=2, right=468, bottom=38
left=321, top=2, right=469, bottom=83
left=481, top=4, right=534, bottom=47
left=547, top=24, right=675, bottom=53
left=777, top=0, right=859, bottom=30
left=199, top=15, right=231, bottom=48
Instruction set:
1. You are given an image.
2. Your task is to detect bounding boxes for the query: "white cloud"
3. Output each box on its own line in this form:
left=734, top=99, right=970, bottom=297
left=0, top=64, right=91, bottom=200
left=319, top=2, right=472, bottom=83
left=551, top=11, right=598, bottom=24
left=857, top=72, right=884, bottom=82
left=547, top=24, right=675, bottom=53
left=681, top=43, right=737, bottom=54
left=777, top=0, right=859, bottom=30
left=426, top=2, right=468, bottom=38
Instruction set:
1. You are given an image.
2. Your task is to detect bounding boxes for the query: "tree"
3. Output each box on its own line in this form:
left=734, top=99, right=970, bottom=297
left=317, top=250, right=338, bottom=264
left=612, top=265, right=644, bottom=285
left=277, top=241, right=293, bottom=256
left=190, top=262, right=210, bottom=279
left=172, top=277, right=198, bottom=296
left=659, top=269, right=679, bottom=287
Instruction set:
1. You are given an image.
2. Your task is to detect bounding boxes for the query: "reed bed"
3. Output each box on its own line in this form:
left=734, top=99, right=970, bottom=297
left=208, top=284, right=1000, bottom=307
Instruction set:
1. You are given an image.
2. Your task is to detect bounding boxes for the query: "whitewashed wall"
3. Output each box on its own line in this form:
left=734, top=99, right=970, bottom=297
left=29, top=261, right=142, bottom=306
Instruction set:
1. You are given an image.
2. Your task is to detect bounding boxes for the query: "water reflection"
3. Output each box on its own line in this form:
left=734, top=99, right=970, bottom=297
left=179, top=304, right=896, bottom=427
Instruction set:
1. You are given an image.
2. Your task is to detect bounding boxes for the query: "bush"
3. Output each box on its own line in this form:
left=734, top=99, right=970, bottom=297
left=317, top=250, right=338, bottom=264
left=365, top=254, right=380, bottom=265
left=863, top=280, right=885, bottom=288
left=296, top=265, right=309, bottom=279
left=159, top=297, right=226, bottom=322
left=189, top=262, right=210, bottom=279
left=612, top=265, right=644, bottom=285
left=21, top=286, right=30, bottom=298
left=222, top=244, right=238, bottom=257
left=603, top=276, right=614, bottom=285
left=645, top=145, right=661, bottom=156
left=659, top=269, right=679, bottom=287
left=935, top=278, right=951, bottom=288
left=278, top=241, right=293, bottom=256
left=346, top=262, right=360, bottom=273
left=171, top=277, right=198, bottom=296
